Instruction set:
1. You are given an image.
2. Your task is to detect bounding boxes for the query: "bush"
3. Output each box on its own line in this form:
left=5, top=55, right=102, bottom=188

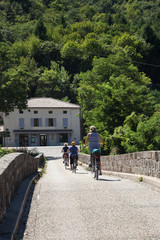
left=79, top=140, right=90, bottom=154
left=0, top=148, right=13, bottom=158
left=12, top=147, right=40, bottom=157
left=109, top=111, right=160, bottom=154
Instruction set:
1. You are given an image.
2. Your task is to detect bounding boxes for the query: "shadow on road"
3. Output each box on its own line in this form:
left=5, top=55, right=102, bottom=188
left=64, top=168, right=89, bottom=174
left=74, top=172, right=89, bottom=175
left=46, top=156, right=61, bottom=161
left=99, top=178, right=121, bottom=182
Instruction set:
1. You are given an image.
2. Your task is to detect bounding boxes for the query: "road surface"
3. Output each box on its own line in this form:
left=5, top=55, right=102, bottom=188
left=21, top=147, right=160, bottom=240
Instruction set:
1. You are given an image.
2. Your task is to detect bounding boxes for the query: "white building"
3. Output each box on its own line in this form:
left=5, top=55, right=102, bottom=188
left=1, top=98, right=81, bottom=147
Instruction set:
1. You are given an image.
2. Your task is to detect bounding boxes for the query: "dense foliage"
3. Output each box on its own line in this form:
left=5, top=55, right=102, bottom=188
left=1, top=0, right=160, bottom=154
left=0, top=147, right=13, bottom=158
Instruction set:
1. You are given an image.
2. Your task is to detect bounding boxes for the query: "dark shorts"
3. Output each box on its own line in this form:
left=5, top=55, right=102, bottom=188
left=70, top=154, right=78, bottom=165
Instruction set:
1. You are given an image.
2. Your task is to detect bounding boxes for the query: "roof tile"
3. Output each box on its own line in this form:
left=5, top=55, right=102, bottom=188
left=27, top=98, right=80, bottom=109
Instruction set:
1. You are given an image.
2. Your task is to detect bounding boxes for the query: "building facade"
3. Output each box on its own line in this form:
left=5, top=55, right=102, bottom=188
left=2, top=98, right=81, bottom=147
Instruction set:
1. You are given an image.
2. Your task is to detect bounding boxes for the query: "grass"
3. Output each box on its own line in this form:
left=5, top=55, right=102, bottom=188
left=33, top=157, right=47, bottom=184
left=138, top=176, right=143, bottom=182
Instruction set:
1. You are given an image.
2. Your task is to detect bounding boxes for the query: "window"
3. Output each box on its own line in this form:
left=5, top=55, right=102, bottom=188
left=48, top=118, right=53, bottom=126
left=34, top=118, right=39, bottom=126
left=63, top=118, right=68, bottom=127
left=19, top=110, right=23, bottom=114
left=31, top=135, right=36, bottom=143
left=63, top=111, right=67, bottom=114
left=34, top=111, right=38, bottom=114
left=31, top=118, right=42, bottom=127
left=46, top=118, right=56, bottom=127
left=49, top=111, right=53, bottom=114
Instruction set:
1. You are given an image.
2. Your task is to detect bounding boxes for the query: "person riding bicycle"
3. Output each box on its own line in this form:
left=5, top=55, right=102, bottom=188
left=61, top=142, right=69, bottom=165
left=84, top=126, right=103, bottom=175
left=68, top=141, right=79, bottom=170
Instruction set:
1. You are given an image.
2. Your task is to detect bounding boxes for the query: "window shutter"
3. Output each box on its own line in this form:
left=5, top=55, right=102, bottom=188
left=39, top=118, right=42, bottom=126
left=68, top=133, right=71, bottom=144
left=57, top=134, right=59, bottom=144
left=53, top=118, right=56, bottom=126
left=63, top=118, right=68, bottom=127
left=31, top=118, right=34, bottom=127
left=45, top=118, right=48, bottom=126
left=19, top=118, right=24, bottom=128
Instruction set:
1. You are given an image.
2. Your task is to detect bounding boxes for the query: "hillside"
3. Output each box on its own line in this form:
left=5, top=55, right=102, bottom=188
left=1, top=0, right=160, bottom=154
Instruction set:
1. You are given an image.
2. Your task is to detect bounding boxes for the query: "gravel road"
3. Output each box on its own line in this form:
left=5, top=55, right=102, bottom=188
left=21, top=147, right=160, bottom=240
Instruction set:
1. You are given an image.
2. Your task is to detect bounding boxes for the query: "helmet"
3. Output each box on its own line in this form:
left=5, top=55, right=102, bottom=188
left=71, top=141, right=76, bottom=146
left=90, top=126, right=96, bottom=132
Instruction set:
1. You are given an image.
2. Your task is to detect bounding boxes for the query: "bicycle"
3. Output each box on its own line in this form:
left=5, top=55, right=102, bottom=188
left=91, top=149, right=101, bottom=180
left=63, top=153, right=69, bottom=169
left=72, top=154, right=78, bottom=173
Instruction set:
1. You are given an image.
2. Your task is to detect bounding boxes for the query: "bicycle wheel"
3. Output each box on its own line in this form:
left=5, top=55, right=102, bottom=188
left=73, top=158, right=76, bottom=173
left=91, top=166, right=94, bottom=175
left=95, top=166, right=98, bottom=180
left=92, top=157, right=96, bottom=178
left=64, top=159, right=67, bottom=169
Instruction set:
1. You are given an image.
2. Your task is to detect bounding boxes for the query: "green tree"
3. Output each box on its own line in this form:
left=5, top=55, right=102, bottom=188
left=0, top=63, right=29, bottom=112
left=34, top=18, right=47, bottom=40
left=80, top=5, right=96, bottom=20
left=110, top=111, right=160, bottom=154
left=61, top=40, right=82, bottom=73
left=31, top=41, right=60, bottom=68
left=78, top=73, right=155, bottom=134
left=35, top=61, right=70, bottom=99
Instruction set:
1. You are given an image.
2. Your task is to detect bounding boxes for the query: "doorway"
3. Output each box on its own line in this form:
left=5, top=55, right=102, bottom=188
left=19, top=135, right=28, bottom=147
left=59, top=133, right=68, bottom=143
left=0, top=137, right=2, bottom=146
left=40, top=134, right=47, bottom=146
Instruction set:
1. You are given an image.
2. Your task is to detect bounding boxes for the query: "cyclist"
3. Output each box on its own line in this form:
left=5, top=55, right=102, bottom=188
left=68, top=141, right=79, bottom=170
left=61, top=142, right=69, bottom=165
left=84, top=126, right=103, bottom=175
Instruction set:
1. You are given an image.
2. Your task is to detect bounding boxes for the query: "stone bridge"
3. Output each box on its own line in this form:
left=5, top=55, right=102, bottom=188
left=0, top=149, right=160, bottom=226
left=0, top=152, right=44, bottom=223
left=79, top=150, right=160, bottom=178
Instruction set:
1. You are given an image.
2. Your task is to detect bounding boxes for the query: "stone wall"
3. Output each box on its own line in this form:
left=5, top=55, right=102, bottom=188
left=0, top=152, right=44, bottom=223
left=79, top=151, right=160, bottom=178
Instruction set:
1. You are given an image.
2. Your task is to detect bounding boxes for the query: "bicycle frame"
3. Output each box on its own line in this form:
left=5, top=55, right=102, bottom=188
left=63, top=153, right=68, bottom=169
left=92, top=153, right=100, bottom=180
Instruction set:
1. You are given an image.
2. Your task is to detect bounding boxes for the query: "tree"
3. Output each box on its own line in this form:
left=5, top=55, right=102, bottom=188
left=31, top=41, right=60, bottom=68
left=61, top=40, right=82, bottom=73
left=80, top=5, right=96, bottom=20
left=110, top=111, right=160, bottom=154
left=78, top=73, right=155, bottom=134
left=35, top=61, right=70, bottom=99
left=34, top=18, right=47, bottom=40
left=0, top=64, right=29, bottom=112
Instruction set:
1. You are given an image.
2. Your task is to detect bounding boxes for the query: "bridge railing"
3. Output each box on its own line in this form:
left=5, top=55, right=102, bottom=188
left=79, top=151, right=160, bottom=178
left=0, top=152, right=44, bottom=223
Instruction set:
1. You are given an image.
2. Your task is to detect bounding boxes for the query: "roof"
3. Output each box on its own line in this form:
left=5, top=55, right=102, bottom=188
left=27, top=98, right=80, bottom=109
left=13, top=129, right=73, bottom=134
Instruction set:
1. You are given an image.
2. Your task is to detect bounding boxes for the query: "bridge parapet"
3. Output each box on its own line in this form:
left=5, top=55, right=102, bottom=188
left=0, top=152, right=44, bottom=223
left=79, top=151, right=160, bottom=178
